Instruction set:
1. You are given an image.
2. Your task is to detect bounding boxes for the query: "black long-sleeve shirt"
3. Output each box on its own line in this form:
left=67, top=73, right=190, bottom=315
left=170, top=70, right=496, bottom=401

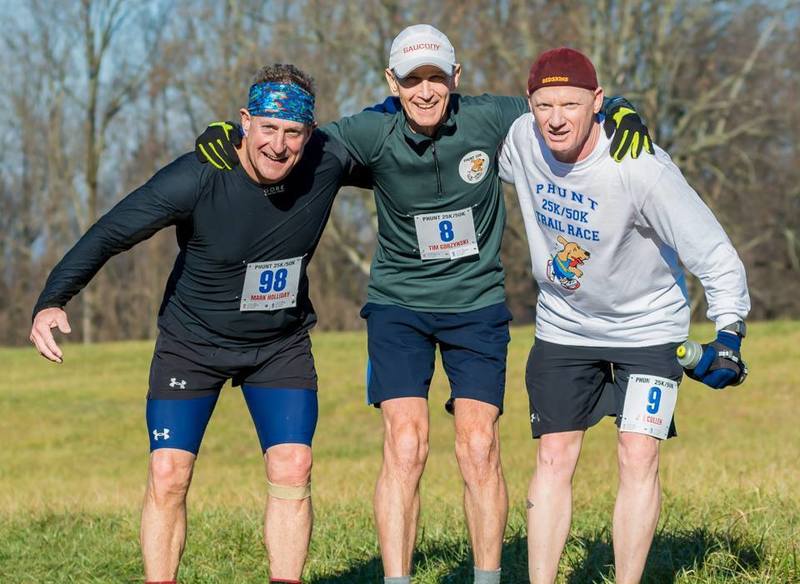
left=34, top=130, right=367, bottom=348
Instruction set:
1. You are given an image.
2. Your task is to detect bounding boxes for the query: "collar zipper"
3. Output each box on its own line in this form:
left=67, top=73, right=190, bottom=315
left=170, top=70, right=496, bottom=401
left=431, top=140, right=443, bottom=197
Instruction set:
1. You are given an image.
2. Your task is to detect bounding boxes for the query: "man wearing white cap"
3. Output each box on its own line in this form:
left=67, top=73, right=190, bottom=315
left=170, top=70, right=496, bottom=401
left=499, top=47, right=749, bottom=583
left=195, top=26, right=652, bottom=584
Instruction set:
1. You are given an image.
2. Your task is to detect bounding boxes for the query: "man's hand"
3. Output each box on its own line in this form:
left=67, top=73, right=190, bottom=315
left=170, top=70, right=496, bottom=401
left=30, top=307, right=72, bottom=363
left=195, top=121, right=241, bottom=170
left=603, top=97, right=655, bottom=162
left=689, top=330, right=747, bottom=389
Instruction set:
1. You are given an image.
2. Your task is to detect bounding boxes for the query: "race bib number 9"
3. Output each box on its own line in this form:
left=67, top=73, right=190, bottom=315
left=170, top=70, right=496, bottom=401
left=620, top=374, right=678, bottom=440
left=414, top=207, right=479, bottom=260
left=240, top=256, right=302, bottom=311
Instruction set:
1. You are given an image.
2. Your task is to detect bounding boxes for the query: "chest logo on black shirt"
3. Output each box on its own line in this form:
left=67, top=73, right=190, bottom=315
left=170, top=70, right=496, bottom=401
left=459, top=150, right=489, bottom=184
left=263, top=184, right=286, bottom=197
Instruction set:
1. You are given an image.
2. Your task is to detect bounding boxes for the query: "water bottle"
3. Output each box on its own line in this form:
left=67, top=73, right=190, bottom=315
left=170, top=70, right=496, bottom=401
left=676, top=340, right=703, bottom=370
left=677, top=339, right=747, bottom=385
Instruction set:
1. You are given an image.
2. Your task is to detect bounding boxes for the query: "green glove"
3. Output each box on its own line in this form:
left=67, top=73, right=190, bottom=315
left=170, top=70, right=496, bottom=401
left=603, top=97, right=655, bottom=162
left=194, top=121, right=241, bottom=170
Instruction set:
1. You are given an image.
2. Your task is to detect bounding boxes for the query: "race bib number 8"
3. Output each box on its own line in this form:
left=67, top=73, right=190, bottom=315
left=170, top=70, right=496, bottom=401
left=240, top=256, right=302, bottom=311
left=414, top=207, right=479, bottom=260
left=620, top=374, right=678, bottom=440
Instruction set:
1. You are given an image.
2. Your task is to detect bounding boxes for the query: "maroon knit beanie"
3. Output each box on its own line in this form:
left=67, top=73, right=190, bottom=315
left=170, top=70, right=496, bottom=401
left=527, top=47, right=598, bottom=94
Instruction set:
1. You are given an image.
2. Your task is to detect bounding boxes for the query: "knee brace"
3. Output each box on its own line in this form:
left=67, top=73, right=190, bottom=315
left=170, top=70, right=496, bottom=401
left=267, top=479, right=311, bottom=500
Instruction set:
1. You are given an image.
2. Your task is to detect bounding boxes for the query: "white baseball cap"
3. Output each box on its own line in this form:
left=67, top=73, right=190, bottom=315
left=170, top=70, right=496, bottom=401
left=388, top=24, right=456, bottom=79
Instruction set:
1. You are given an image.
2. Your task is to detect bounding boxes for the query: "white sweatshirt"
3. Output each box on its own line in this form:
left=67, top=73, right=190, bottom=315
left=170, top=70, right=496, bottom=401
left=499, top=113, right=750, bottom=347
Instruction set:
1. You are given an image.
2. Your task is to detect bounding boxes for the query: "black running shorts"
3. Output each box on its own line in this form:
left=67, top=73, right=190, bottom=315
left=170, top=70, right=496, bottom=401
left=525, top=338, right=683, bottom=438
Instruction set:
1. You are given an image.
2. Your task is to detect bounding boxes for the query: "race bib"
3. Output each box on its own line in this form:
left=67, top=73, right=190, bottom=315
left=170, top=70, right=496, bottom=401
left=414, top=207, right=479, bottom=260
left=620, top=374, right=678, bottom=440
left=240, top=256, right=302, bottom=311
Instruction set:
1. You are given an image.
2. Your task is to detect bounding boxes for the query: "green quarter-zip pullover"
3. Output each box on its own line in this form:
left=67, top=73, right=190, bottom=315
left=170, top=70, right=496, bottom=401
left=324, top=94, right=527, bottom=312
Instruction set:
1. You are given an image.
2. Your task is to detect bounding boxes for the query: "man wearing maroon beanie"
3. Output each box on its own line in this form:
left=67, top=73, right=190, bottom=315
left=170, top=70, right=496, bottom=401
left=525, top=47, right=650, bottom=163
left=499, top=48, right=749, bottom=583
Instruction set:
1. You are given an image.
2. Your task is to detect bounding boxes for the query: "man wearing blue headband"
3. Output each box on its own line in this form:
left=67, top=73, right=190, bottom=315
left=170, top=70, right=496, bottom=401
left=30, top=64, right=368, bottom=584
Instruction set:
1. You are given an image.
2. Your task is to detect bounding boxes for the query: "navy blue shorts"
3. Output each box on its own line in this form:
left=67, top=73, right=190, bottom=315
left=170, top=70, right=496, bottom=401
left=525, top=338, right=683, bottom=439
left=361, top=302, right=512, bottom=413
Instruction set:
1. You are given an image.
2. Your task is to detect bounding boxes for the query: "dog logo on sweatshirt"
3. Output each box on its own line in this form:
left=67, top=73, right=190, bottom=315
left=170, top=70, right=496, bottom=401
left=546, top=235, right=591, bottom=290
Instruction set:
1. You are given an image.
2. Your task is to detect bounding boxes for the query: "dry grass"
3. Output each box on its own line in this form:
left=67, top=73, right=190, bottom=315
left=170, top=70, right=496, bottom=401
left=0, top=321, right=797, bottom=582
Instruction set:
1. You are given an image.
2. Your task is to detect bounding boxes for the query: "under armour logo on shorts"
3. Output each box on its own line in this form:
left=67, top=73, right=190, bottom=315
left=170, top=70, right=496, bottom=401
left=152, top=428, right=170, bottom=441
left=169, top=377, right=187, bottom=389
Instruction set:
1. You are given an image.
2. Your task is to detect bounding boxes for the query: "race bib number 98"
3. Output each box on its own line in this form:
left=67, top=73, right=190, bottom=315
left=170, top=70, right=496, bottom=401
left=620, top=374, right=678, bottom=440
left=414, top=207, right=479, bottom=260
left=240, top=256, right=302, bottom=311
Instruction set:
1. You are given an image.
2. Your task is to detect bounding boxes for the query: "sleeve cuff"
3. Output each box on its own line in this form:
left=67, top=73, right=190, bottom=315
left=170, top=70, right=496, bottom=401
left=714, top=313, right=742, bottom=331
left=32, top=302, right=64, bottom=321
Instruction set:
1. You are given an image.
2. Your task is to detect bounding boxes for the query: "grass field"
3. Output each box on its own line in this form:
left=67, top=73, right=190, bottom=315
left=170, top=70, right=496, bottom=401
left=1, top=321, right=798, bottom=583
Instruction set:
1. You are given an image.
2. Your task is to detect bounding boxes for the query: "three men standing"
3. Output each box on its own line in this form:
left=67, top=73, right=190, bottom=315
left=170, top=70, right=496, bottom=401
left=30, top=23, right=749, bottom=584
left=198, top=25, right=653, bottom=584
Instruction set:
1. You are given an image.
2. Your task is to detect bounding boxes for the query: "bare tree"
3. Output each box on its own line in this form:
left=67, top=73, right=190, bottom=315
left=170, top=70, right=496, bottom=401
left=70, top=0, right=168, bottom=342
left=0, top=0, right=796, bottom=346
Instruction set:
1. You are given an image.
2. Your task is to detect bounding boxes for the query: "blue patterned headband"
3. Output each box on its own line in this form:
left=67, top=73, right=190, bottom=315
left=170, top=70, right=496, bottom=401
left=247, top=81, right=315, bottom=125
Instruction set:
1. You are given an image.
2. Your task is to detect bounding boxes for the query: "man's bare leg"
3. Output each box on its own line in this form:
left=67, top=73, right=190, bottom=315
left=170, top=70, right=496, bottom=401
left=613, top=432, right=660, bottom=584
left=264, top=443, right=314, bottom=581
left=452, top=398, right=506, bottom=571
left=141, top=448, right=196, bottom=581
left=527, top=430, right=584, bottom=584
left=374, top=397, right=430, bottom=577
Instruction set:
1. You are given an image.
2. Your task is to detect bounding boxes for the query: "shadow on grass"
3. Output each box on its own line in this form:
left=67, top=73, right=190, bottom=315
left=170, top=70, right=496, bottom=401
left=306, top=533, right=530, bottom=583
left=309, top=555, right=382, bottom=584
left=566, top=526, right=765, bottom=584
left=309, top=526, right=765, bottom=583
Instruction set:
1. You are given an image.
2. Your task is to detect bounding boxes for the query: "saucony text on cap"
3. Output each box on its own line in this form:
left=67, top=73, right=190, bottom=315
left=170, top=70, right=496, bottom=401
left=389, top=24, right=456, bottom=79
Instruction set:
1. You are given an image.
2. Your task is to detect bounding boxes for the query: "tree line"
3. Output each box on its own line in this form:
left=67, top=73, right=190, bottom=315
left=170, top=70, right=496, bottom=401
left=1, top=0, right=797, bottom=346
